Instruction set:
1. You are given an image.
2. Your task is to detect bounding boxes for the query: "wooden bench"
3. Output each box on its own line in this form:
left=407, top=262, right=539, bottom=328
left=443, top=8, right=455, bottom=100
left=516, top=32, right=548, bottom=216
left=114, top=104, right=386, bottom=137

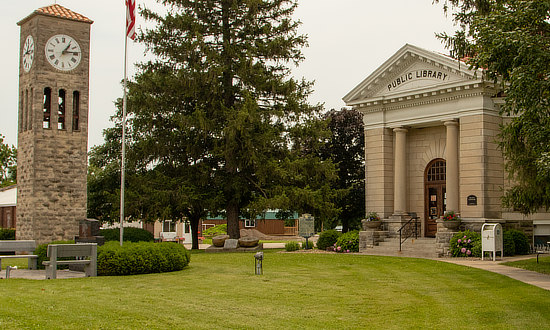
left=0, top=240, right=38, bottom=270
left=43, top=243, right=97, bottom=279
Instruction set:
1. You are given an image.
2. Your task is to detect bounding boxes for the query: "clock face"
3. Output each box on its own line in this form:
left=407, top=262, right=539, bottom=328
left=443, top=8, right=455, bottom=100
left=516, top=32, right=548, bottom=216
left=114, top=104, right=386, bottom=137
left=22, top=35, right=34, bottom=73
left=44, top=34, right=82, bottom=71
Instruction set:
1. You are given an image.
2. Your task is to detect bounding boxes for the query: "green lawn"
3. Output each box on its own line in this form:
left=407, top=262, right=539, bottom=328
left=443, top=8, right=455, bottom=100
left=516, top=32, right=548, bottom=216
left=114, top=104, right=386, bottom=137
left=503, top=255, right=550, bottom=275
left=1, top=251, right=549, bottom=329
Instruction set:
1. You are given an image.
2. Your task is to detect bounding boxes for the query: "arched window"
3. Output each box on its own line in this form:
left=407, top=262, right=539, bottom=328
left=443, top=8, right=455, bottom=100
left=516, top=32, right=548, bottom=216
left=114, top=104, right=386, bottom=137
left=19, top=91, right=24, bottom=132
left=58, top=89, right=66, bottom=130
left=29, top=88, right=33, bottom=131
left=24, top=89, right=28, bottom=131
left=43, top=87, right=51, bottom=129
left=72, top=91, right=80, bottom=131
left=426, top=159, right=446, bottom=182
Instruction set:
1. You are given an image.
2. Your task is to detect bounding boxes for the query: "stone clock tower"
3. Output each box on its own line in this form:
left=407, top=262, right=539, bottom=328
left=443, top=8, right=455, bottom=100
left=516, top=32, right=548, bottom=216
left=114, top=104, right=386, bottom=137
left=16, top=5, right=93, bottom=244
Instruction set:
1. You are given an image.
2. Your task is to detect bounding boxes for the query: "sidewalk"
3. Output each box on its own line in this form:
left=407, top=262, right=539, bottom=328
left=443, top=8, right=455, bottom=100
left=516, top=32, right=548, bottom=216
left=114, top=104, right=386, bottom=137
left=439, top=255, right=550, bottom=291
left=0, top=268, right=86, bottom=280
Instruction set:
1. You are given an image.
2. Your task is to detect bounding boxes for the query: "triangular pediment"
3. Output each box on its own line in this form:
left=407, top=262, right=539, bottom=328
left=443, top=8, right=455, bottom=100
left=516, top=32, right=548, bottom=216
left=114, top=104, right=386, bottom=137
left=343, top=44, right=483, bottom=106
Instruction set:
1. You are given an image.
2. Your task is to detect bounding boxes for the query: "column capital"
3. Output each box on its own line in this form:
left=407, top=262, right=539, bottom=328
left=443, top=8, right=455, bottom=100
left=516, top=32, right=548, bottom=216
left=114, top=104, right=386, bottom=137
left=393, top=127, right=408, bottom=133
left=443, top=120, right=459, bottom=127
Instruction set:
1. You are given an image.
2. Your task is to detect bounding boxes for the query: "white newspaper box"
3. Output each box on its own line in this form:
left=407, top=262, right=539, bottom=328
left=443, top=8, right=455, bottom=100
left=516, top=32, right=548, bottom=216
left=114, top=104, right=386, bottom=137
left=481, top=223, right=503, bottom=261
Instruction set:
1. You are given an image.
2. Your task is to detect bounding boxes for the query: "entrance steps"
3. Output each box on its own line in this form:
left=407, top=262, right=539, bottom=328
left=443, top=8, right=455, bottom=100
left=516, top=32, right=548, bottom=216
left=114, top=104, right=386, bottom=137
left=361, top=237, right=438, bottom=259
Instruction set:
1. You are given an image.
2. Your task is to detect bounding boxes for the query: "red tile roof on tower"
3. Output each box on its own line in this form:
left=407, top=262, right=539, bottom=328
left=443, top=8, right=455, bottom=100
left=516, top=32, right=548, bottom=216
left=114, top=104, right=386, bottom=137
left=18, top=4, right=93, bottom=25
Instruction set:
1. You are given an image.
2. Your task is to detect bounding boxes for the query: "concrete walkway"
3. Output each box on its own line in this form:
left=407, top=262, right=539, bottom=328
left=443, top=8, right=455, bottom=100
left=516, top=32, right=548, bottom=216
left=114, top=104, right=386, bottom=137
left=0, top=268, right=86, bottom=280
left=439, top=255, right=550, bottom=291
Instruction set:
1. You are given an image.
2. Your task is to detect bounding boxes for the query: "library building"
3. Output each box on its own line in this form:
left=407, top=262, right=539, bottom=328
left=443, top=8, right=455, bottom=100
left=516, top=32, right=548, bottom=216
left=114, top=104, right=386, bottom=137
left=343, top=44, right=549, bottom=256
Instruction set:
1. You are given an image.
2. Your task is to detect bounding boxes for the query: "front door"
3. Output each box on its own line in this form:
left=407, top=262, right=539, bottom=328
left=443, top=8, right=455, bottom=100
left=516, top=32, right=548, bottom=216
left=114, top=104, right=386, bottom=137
left=425, top=159, right=446, bottom=237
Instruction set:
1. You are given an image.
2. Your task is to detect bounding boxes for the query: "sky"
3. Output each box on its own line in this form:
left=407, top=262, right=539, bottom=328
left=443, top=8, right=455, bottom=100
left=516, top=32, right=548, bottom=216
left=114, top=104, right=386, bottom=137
left=0, top=0, right=456, bottom=149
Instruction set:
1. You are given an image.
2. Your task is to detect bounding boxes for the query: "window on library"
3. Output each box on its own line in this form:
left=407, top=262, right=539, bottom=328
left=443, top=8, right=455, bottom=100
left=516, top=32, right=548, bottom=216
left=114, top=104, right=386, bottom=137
left=58, top=89, right=66, bottom=130
left=43, top=87, right=51, bottom=129
left=72, top=91, right=80, bottom=131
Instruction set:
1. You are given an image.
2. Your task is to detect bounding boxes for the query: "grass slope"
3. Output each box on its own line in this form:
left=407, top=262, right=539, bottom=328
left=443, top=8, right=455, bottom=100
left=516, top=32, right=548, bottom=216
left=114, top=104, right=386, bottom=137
left=504, top=255, right=550, bottom=275
left=1, top=251, right=549, bottom=329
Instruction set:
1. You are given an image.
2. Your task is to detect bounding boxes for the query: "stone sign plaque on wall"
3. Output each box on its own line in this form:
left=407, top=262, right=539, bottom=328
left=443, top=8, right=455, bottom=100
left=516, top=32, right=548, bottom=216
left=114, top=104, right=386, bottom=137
left=467, top=195, right=478, bottom=206
left=298, top=214, right=315, bottom=238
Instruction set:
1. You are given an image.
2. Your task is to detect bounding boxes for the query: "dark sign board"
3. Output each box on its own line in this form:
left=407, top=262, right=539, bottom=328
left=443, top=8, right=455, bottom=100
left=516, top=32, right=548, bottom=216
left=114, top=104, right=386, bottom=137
left=467, top=195, right=477, bottom=206
left=298, top=214, right=315, bottom=238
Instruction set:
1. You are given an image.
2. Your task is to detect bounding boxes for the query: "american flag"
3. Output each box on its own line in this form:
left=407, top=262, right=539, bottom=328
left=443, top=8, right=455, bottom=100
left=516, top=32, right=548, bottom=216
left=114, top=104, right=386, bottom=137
left=126, top=0, right=136, bottom=40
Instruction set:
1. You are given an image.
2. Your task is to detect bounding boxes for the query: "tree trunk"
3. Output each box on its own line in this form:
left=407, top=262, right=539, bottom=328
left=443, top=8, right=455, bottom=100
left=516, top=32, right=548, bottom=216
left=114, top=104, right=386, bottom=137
left=342, top=219, right=349, bottom=233
left=226, top=201, right=240, bottom=239
left=189, top=214, right=201, bottom=250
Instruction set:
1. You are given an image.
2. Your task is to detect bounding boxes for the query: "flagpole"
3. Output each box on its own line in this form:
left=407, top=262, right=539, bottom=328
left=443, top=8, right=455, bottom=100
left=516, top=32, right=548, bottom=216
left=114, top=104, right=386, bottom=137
left=120, top=17, right=129, bottom=247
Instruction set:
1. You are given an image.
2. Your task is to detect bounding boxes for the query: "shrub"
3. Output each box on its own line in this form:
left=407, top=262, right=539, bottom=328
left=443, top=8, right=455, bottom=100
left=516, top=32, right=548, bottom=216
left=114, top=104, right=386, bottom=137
left=97, top=241, right=191, bottom=276
left=506, top=229, right=530, bottom=255
left=334, top=230, right=359, bottom=253
left=34, top=240, right=75, bottom=269
left=302, top=240, right=315, bottom=249
left=285, top=241, right=300, bottom=252
left=450, top=230, right=481, bottom=257
left=203, top=224, right=227, bottom=238
left=316, top=229, right=341, bottom=250
left=503, top=231, right=516, bottom=257
left=0, top=228, right=15, bottom=240
left=100, top=227, right=154, bottom=243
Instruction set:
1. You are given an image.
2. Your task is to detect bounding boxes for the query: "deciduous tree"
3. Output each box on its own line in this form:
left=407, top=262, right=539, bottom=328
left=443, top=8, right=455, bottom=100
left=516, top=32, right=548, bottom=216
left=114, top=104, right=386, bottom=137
left=321, top=109, right=365, bottom=232
left=0, top=134, right=16, bottom=188
left=436, top=0, right=550, bottom=214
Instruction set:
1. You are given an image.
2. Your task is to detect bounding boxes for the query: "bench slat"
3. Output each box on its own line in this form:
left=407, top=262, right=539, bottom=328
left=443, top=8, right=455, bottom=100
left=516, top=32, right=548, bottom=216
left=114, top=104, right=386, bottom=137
left=0, top=240, right=36, bottom=253
left=47, top=244, right=95, bottom=258
left=43, top=260, right=91, bottom=265
left=0, top=255, right=38, bottom=259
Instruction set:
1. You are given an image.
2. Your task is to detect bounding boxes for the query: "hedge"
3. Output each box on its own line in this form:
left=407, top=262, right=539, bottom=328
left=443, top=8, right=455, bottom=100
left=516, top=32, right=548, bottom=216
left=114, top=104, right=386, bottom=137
left=97, top=241, right=191, bottom=276
left=100, top=227, right=154, bottom=243
left=0, top=228, right=15, bottom=240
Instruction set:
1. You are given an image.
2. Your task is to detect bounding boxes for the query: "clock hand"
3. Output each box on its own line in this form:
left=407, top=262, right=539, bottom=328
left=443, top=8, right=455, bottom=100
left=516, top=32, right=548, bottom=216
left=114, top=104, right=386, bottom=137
left=62, top=42, right=72, bottom=54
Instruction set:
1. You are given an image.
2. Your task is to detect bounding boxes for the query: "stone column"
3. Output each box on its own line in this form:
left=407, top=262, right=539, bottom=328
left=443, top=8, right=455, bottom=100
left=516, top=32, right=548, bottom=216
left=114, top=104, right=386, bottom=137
left=444, top=120, right=459, bottom=213
left=393, top=127, right=408, bottom=215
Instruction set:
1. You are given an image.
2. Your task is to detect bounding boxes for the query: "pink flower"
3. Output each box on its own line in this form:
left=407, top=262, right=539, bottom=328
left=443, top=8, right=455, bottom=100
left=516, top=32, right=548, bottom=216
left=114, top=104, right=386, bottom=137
left=467, top=239, right=471, bottom=243
left=346, top=250, right=350, bottom=253
left=466, top=250, right=472, bottom=255
left=458, top=239, right=462, bottom=243
left=463, top=235, right=467, bottom=239
left=461, top=248, right=467, bottom=254
left=337, top=246, right=342, bottom=252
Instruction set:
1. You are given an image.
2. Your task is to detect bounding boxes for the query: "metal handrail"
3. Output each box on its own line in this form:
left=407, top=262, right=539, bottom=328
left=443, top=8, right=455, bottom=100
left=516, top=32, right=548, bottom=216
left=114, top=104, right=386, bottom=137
left=398, top=214, right=419, bottom=251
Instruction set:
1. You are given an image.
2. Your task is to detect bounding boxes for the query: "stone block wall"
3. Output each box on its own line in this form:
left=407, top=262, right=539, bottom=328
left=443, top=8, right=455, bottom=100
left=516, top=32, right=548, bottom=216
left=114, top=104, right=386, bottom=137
left=359, top=230, right=387, bottom=251
left=459, top=114, right=504, bottom=219
left=435, top=221, right=460, bottom=257
left=365, top=128, right=393, bottom=218
left=16, top=12, right=91, bottom=244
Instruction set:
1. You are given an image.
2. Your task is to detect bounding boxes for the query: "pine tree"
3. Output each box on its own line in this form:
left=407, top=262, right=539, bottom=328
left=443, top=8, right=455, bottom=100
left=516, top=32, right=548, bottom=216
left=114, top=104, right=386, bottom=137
left=91, top=0, right=337, bottom=244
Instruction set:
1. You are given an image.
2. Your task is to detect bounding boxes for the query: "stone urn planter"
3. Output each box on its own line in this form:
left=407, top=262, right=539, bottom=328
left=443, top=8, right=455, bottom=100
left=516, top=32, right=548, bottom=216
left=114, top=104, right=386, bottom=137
left=362, top=220, right=381, bottom=230
left=238, top=237, right=259, bottom=247
left=212, top=235, right=230, bottom=247
left=442, top=220, right=461, bottom=230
